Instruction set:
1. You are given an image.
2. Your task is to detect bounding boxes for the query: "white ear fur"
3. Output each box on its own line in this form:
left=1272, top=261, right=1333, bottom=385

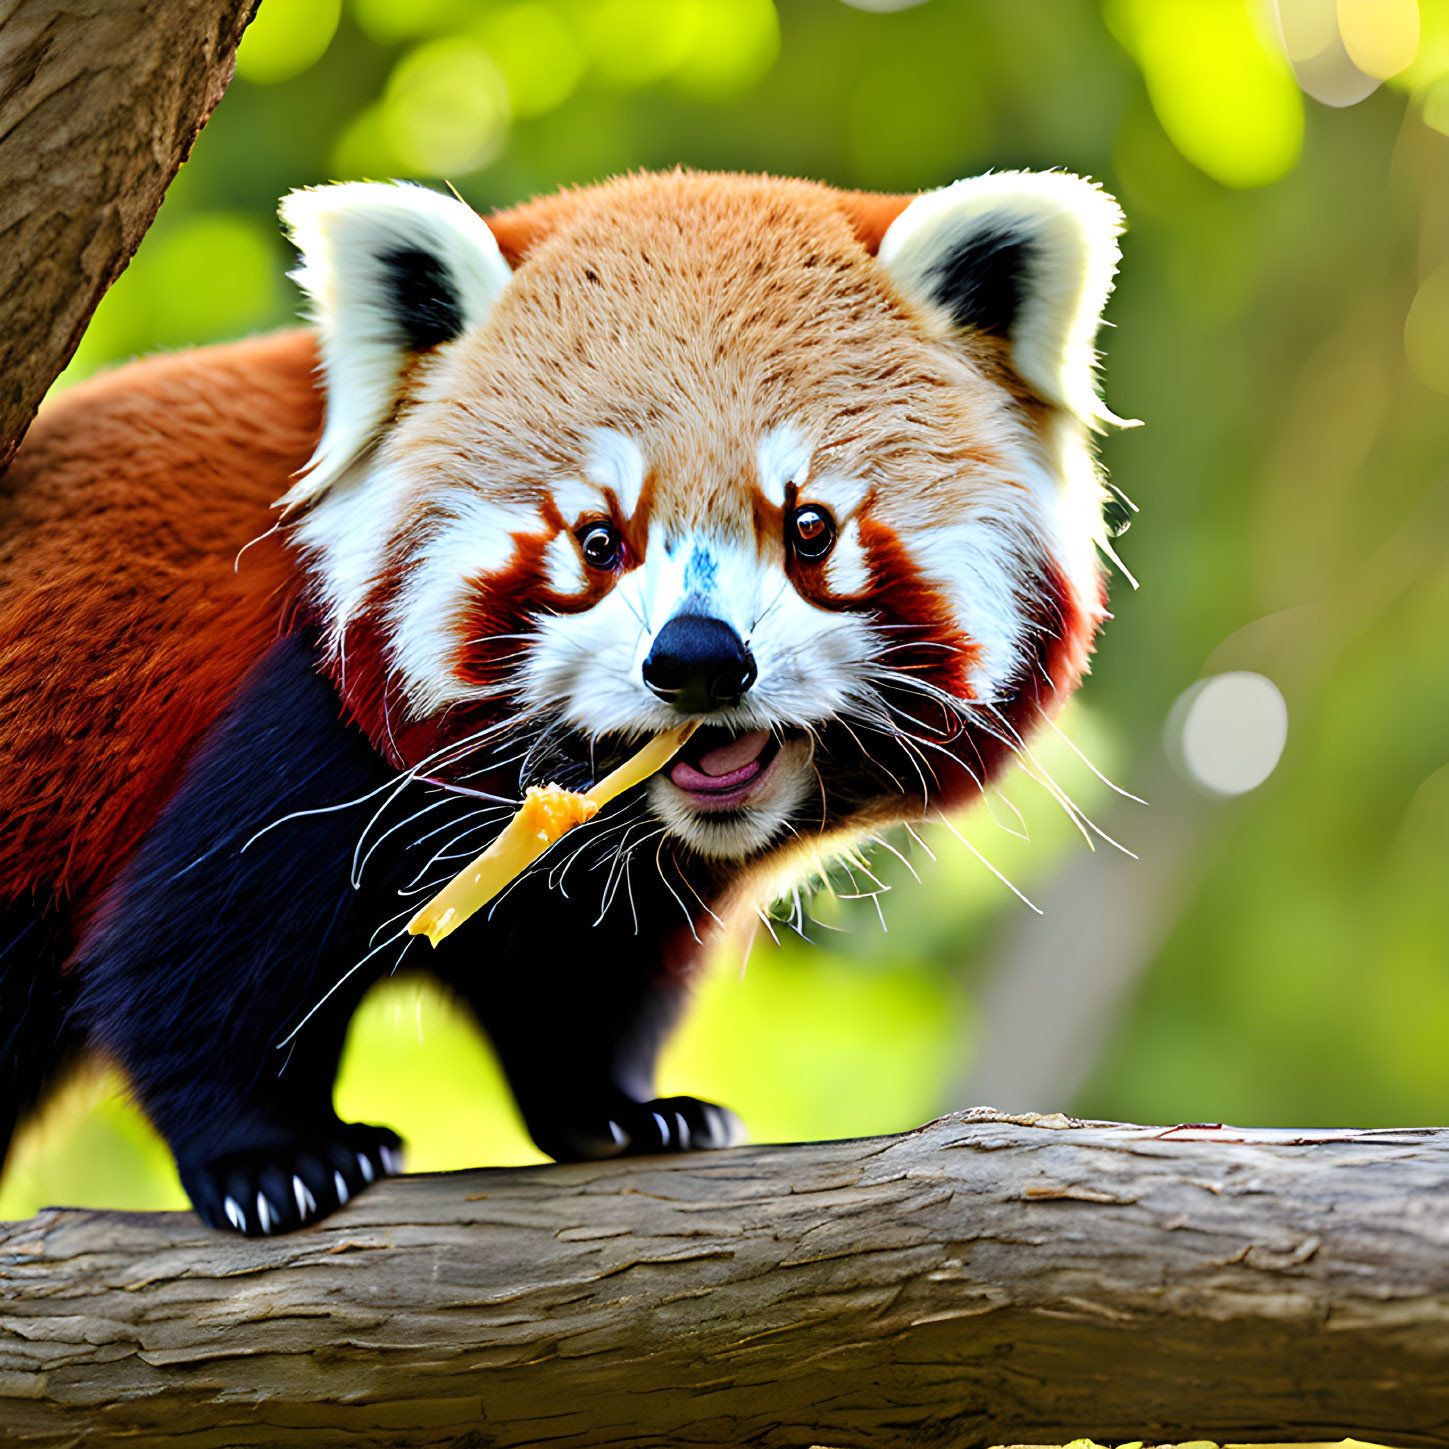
left=878, top=170, right=1129, bottom=429
left=277, top=181, right=512, bottom=510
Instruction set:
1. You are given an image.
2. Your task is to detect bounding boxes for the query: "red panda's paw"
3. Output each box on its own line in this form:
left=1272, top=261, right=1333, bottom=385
left=183, top=1123, right=405, bottom=1237
left=539, top=1095, right=745, bottom=1163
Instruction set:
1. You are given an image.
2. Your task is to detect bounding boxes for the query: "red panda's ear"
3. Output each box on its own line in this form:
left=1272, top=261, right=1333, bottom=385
left=277, top=181, right=514, bottom=511
left=877, top=171, right=1131, bottom=430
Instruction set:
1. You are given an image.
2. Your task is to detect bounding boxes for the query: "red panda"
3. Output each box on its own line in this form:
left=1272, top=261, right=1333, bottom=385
left=0, top=169, right=1125, bottom=1235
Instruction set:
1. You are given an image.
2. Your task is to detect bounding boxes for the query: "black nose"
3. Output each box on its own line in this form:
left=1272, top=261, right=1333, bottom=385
left=642, top=614, right=758, bottom=712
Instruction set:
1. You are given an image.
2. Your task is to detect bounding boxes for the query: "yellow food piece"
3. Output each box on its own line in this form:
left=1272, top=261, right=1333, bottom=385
left=408, top=721, right=698, bottom=946
left=583, top=724, right=700, bottom=808
left=521, top=782, right=600, bottom=842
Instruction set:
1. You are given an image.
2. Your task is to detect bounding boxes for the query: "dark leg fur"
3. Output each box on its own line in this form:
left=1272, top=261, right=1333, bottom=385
left=74, top=630, right=405, bottom=1235
left=0, top=901, right=76, bottom=1172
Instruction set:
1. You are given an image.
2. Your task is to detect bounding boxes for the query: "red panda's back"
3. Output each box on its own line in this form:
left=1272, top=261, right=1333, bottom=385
left=0, top=331, right=323, bottom=912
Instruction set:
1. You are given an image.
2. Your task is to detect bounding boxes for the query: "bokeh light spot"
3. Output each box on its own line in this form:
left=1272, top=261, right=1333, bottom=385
left=1338, top=0, right=1420, bottom=79
left=351, top=0, right=472, bottom=46
left=672, top=0, right=781, bottom=102
left=669, top=0, right=782, bottom=102
left=1169, top=672, right=1289, bottom=798
left=235, top=0, right=341, bottom=85
left=1394, top=0, right=1449, bottom=91
left=1424, top=75, right=1449, bottom=131
left=585, top=0, right=702, bottom=89
left=1107, top=0, right=1304, bottom=187
left=1404, top=260, right=1449, bottom=392
left=146, top=215, right=281, bottom=347
left=1275, top=0, right=1342, bottom=61
left=1273, top=0, right=1382, bottom=106
left=385, top=39, right=511, bottom=177
left=477, top=3, right=586, bottom=118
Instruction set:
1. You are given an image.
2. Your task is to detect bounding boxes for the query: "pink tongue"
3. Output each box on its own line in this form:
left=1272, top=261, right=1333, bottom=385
left=698, top=730, right=770, bottom=776
left=670, top=729, right=770, bottom=793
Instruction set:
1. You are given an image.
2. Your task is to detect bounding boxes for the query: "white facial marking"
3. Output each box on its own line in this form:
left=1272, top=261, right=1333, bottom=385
left=386, top=490, right=540, bottom=717
left=1042, top=409, right=1117, bottom=604
left=543, top=531, right=586, bottom=593
left=550, top=478, right=608, bottom=525
left=293, top=458, right=407, bottom=645
left=902, top=509, right=1032, bottom=701
left=585, top=427, right=646, bottom=517
left=518, top=518, right=884, bottom=859
left=756, top=424, right=812, bottom=509
left=822, top=517, right=871, bottom=596
left=799, top=474, right=870, bottom=521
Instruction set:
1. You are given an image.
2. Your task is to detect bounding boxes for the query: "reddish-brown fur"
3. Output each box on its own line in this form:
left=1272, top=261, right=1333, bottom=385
left=0, top=334, right=320, bottom=914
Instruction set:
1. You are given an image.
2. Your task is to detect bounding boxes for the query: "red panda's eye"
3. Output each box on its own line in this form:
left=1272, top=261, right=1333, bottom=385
left=789, top=505, right=836, bottom=562
left=579, top=521, right=625, bottom=571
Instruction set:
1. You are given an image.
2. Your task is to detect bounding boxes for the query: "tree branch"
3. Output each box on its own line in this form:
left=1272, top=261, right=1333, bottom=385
left=0, top=0, right=256, bottom=470
left=3, top=1110, right=1447, bottom=1447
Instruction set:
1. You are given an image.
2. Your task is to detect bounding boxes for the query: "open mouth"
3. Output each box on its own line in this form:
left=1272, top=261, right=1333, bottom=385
left=665, top=725, right=782, bottom=811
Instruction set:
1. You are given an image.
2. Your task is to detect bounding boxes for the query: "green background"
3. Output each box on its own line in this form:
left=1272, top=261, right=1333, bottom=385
left=5, top=0, right=1448, bottom=1219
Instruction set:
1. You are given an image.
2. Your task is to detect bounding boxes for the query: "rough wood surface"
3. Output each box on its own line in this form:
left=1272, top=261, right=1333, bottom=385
left=3, top=1110, right=1448, bottom=1448
left=0, top=0, right=255, bottom=470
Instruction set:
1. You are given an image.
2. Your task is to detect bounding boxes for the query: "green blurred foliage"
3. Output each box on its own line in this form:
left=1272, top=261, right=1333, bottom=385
left=6, top=0, right=1449, bottom=1220
left=1105, top=0, right=1304, bottom=187
left=236, top=0, right=343, bottom=84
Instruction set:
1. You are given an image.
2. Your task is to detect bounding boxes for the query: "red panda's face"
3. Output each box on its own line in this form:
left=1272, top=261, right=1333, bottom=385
left=280, top=173, right=1125, bottom=866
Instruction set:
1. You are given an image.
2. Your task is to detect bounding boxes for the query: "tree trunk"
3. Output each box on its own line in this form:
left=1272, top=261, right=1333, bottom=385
left=0, top=0, right=256, bottom=470
left=2, top=1109, right=1447, bottom=1448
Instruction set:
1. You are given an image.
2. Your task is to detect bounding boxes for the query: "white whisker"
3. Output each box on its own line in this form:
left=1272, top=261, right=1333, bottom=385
left=654, top=837, right=703, bottom=944
left=1035, top=705, right=1148, bottom=805
left=936, top=811, right=1042, bottom=915
left=754, top=906, right=781, bottom=947
left=865, top=831, right=920, bottom=884
left=980, top=788, right=1030, bottom=842
left=902, top=820, right=936, bottom=862
left=276, top=927, right=417, bottom=1049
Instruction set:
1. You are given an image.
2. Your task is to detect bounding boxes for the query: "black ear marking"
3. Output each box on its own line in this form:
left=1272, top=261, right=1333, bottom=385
left=927, top=222, right=1036, bottom=337
left=378, top=245, right=464, bottom=349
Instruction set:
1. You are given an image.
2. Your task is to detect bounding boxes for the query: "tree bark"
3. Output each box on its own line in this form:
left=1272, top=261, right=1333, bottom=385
left=0, top=0, right=256, bottom=471
left=2, top=1110, right=1448, bottom=1448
